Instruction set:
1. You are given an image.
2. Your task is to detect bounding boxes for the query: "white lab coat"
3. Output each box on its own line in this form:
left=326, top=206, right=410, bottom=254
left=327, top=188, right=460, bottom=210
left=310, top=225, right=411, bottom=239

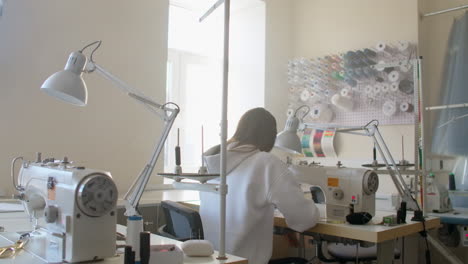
left=200, top=144, right=320, bottom=264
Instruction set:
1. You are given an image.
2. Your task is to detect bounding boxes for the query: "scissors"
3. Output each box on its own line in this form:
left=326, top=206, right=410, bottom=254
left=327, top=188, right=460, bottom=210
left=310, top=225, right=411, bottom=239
left=0, top=234, right=29, bottom=258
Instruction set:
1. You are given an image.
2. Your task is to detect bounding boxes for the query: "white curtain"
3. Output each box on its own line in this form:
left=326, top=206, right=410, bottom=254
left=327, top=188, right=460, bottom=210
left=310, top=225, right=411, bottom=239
left=432, top=12, right=468, bottom=157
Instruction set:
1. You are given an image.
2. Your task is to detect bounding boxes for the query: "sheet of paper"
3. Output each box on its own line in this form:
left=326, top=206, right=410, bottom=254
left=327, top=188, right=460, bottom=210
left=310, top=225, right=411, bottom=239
left=301, top=128, right=336, bottom=158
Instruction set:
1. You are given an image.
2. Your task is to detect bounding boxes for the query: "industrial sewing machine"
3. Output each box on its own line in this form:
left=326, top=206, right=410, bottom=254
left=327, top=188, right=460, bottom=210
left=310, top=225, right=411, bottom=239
left=290, top=164, right=379, bottom=222
left=11, top=154, right=118, bottom=263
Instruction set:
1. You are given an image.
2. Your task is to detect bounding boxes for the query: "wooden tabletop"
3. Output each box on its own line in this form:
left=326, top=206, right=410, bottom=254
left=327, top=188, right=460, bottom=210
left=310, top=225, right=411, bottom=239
left=274, top=204, right=441, bottom=243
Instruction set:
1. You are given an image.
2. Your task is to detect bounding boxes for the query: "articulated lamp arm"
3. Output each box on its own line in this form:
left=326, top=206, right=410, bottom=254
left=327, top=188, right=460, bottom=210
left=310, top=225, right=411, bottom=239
left=41, top=45, right=179, bottom=218
left=363, top=123, right=418, bottom=210
left=86, top=62, right=180, bottom=216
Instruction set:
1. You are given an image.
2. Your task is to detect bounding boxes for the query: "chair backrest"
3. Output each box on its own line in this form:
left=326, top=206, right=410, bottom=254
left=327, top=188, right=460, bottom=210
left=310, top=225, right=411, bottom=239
left=160, top=200, right=204, bottom=241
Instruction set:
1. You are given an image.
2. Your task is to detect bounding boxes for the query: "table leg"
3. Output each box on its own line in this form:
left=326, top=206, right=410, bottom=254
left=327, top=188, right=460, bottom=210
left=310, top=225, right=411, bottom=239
left=377, top=239, right=394, bottom=264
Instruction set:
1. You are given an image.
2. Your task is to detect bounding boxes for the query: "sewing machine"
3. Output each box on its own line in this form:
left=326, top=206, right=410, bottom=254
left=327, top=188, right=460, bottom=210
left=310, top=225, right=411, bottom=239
left=290, top=164, right=379, bottom=222
left=12, top=154, right=118, bottom=263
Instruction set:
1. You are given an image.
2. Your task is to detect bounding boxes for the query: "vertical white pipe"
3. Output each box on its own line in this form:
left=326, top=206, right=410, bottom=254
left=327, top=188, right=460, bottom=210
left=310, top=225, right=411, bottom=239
left=218, top=0, right=230, bottom=259
left=418, top=57, right=427, bottom=215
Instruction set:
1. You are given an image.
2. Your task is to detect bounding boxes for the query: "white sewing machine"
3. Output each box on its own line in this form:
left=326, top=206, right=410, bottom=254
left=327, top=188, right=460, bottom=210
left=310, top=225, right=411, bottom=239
left=290, top=164, right=379, bottom=222
left=12, top=154, right=118, bottom=263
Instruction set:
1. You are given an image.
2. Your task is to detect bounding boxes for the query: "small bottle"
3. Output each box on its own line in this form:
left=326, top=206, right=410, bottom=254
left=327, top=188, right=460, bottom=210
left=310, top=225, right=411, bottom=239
left=126, top=216, right=144, bottom=262
left=449, top=173, right=456, bottom=191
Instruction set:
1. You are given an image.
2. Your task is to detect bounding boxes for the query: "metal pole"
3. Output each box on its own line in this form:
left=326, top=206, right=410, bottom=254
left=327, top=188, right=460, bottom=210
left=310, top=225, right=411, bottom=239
left=423, top=4, right=468, bottom=17
left=218, top=0, right=230, bottom=260
left=418, top=57, right=427, bottom=215
left=426, top=103, right=468, bottom=111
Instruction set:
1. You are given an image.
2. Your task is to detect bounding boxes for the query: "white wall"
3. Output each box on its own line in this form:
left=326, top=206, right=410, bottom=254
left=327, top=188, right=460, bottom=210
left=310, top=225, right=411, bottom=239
left=265, top=0, right=293, bottom=130
left=0, top=0, right=169, bottom=197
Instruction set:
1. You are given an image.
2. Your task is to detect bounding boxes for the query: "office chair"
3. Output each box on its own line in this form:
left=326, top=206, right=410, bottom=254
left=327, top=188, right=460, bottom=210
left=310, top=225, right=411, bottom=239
left=158, top=200, right=204, bottom=241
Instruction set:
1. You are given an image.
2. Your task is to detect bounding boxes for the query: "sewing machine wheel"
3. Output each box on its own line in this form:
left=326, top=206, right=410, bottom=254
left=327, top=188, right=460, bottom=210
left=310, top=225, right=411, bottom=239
left=363, top=171, right=379, bottom=195
left=76, top=173, right=118, bottom=217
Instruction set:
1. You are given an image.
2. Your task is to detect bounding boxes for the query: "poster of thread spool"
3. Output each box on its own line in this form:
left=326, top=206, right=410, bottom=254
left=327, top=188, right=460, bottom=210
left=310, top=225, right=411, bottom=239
left=286, top=41, right=418, bottom=126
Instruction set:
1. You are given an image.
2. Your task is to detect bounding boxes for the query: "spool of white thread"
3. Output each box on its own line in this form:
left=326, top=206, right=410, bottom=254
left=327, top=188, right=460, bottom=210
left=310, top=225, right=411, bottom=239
left=340, top=88, right=351, bottom=97
left=364, top=85, right=373, bottom=94
left=300, top=89, right=311, bottom=102
left=400, top=102, right=414, bottom=113
left=375, top=42, right=387, bottom=52
left=287, top=108, right=294, bottom=117
left=310, top=104, right=334, bottom=123
left=381, top=83, right=390, bottom=93
left=374, top=84, right=382, bottom=95
left=390, top=82, right=399, bottom=92
left=388, top=71, right=400, bottom=82
left=375, top=60, right=386, bottom=72
left=400, top=63, right=411, bottom=73
left=375, top=42, right=395, bottom=53
left=382, top=101, right=397, bottom=117
left=126, top=215, right=144, bottom=262
left=331, top=93, right=354, bottom=111
left=397, top=41, right=410, bottom=52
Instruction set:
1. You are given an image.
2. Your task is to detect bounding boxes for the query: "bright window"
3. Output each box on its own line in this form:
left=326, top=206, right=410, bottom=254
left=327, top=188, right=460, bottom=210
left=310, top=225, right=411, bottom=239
left=165, top=1, right=265, bottom=174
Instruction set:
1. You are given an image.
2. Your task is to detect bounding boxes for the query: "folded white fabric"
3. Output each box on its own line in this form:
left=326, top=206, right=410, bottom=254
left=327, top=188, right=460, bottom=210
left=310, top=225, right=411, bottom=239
left=181, top=240, right=214, bottom=257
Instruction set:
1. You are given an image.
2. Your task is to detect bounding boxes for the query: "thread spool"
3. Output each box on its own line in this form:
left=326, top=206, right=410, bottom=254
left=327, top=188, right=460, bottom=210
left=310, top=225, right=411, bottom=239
left=399, top=102, right=414, bottom=113
left=331, top=63, right=340, bottom=71
left=382, top=101, right=397, bottom=117
left=332, top=54, right=342, bottom=62
left=331, top=71, right=344, bottom=80
left=399, top=63, right=411, bottom=73
left=383, top=67, right=395, bottom=74
left=398, top=79, right=414, bottom=94
left=331, top=93, right=354, bottom=111
left=375, top=42, right=395, bottom=54
left=300, top=89, right=311, bottom=101
left=375, top=61, right=386, bottom=72
left=344, top=77, right=358, bottom=87
left=345, top=68, right=355, bottom=77
left=373, top=84, right=382, bottom=95
left=364, top=85, right=373, bottom=95
left=381, top=83, right=390, bottom=93
left=364, top=48, right=377, bottom=57
left=126, top=216, right=144, bottom=262
left=387, top=71, right=400, bottom=82
left=397, top=41, right=410, bottom=52
left=354, top=68, right=365, bottom=79
left=287, top=108, right=294, bottom=117
left=310, top=104, right=334, bottom=123
left=363, top=67, right=377, bottom=78
left=390, top=82, right=399, bottom=92
left=340, top=88, right=351, bottom=97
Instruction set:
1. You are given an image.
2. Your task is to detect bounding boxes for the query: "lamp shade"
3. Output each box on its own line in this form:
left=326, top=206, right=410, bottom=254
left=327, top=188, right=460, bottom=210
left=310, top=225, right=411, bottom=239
left=274, top=116, right=302, bottom=154
left=40, top=51, right=88, bottom=106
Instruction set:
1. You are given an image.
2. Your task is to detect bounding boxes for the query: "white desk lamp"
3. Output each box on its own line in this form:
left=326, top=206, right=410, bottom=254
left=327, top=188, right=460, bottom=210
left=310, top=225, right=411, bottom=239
left=275, top=105, right=310, bottom=154
left=40, top=41, right=180, bottom=218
